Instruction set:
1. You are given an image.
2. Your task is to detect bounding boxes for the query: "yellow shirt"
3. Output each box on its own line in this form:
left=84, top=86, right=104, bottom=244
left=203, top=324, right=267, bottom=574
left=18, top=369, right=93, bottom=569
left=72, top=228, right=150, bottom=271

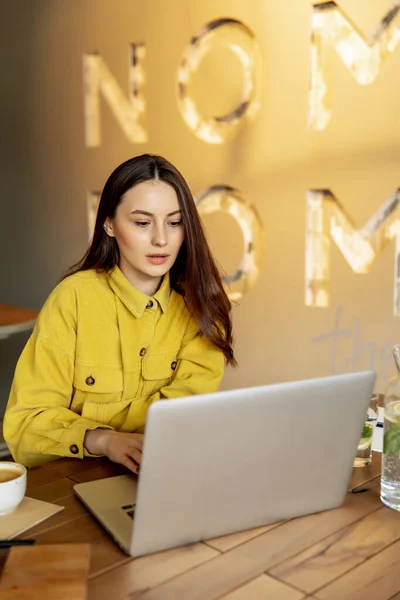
left=4, top=267, right=224, bottom=467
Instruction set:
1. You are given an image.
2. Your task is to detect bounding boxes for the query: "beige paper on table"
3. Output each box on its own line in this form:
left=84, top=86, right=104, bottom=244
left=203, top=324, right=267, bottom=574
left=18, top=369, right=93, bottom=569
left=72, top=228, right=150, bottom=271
left=0, top=497, right=64, bottom=539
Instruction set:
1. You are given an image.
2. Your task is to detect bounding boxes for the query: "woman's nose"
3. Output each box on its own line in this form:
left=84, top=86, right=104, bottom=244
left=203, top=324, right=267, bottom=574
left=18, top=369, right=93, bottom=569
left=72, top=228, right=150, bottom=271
left=152, top=226, right=167, bottom=247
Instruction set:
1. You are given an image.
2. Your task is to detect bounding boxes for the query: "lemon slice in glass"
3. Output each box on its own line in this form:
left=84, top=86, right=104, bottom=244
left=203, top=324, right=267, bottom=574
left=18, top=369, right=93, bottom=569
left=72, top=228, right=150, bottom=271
left=384, top=400, right=400, bottom=425
left=357, top=437, right=373, bottom=450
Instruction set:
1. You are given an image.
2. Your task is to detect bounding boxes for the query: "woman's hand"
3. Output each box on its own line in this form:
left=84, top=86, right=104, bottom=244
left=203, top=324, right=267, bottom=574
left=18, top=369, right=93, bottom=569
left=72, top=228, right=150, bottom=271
left=84, top=429, right=144, bottom=474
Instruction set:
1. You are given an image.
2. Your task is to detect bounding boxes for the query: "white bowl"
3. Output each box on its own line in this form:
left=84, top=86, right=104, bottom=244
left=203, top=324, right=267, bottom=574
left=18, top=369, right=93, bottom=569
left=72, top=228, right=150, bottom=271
left=0, top=462, right=27, bottom=515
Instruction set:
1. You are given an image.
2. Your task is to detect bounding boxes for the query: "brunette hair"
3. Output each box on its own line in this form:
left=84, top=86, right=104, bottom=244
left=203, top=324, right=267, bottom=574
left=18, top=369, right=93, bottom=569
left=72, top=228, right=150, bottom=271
left=65, top=154, right=236, bottom=365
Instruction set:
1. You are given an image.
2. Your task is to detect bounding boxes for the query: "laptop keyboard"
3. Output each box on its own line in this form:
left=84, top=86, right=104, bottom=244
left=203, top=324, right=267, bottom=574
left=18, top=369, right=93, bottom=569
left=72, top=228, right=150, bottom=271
left=121, top=503, right=136, bottom=519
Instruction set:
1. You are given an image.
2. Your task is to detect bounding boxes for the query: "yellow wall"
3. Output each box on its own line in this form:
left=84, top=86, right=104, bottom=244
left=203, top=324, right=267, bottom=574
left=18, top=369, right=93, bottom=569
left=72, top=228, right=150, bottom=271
left=2, top=0, right=400, bottom=402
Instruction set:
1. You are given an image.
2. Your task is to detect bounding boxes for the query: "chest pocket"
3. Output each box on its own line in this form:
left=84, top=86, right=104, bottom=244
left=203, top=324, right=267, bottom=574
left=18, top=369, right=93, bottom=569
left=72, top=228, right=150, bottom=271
left=72, top=363, right=126, bottom=425
left=140, top=351, right=178, bottom=397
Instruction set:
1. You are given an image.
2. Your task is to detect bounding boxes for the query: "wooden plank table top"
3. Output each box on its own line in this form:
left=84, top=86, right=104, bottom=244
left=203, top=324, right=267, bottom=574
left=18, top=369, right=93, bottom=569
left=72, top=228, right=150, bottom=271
left=0, top=303, right=38, bottom=339
left=13, top=451, right=399, bottom=600
left=0, top=543, right=91, bottom=600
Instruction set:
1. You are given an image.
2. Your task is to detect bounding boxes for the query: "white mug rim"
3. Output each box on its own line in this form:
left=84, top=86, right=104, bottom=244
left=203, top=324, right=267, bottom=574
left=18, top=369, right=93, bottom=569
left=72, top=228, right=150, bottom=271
left=0, top=461, right=26, bottom=485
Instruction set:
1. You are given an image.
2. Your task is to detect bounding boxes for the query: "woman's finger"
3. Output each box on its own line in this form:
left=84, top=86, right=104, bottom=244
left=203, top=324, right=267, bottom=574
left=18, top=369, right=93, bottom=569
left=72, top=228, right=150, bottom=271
left=129, top=448, right=142, bottom=467
left=122, top=454, right=140, bottom=474
left=133, top=434, right=144, bottom=449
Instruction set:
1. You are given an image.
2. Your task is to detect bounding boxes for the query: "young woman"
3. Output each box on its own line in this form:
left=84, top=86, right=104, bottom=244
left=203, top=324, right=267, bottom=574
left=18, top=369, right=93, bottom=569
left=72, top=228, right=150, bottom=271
left=4, top=154, right=236, bottom=473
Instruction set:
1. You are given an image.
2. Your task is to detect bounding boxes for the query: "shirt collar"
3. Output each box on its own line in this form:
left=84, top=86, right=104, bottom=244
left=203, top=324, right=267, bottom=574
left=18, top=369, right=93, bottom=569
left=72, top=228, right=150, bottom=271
left=107, top=266, right=171, bottom=318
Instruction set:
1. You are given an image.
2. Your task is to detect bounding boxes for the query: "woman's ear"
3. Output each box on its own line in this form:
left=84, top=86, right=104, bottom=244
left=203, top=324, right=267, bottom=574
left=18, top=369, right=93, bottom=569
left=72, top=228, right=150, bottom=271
left=104, top=218, right=115, bottom=237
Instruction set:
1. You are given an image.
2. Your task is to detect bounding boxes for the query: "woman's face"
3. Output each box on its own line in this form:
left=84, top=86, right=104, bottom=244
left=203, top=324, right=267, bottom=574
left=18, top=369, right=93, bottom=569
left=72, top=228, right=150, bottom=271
left=104, top=180, right=184, bottom=294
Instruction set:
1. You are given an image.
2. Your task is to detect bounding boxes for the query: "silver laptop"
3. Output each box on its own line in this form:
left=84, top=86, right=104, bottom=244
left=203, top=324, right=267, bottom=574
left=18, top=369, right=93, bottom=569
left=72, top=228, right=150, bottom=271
left=74, top=370, right=376, bottom=557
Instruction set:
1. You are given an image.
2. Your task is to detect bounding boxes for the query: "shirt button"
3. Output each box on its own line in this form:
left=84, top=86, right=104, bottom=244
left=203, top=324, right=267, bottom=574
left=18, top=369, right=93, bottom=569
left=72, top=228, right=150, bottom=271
left=139, top=348, right=146, bottom=357
left=146, top=300, right=154, bottom=309
left=171, top=361, right=177, bottom=370
left=85, top=376, right=95, bottom=386
left=70, top=444, right=79, bottom=455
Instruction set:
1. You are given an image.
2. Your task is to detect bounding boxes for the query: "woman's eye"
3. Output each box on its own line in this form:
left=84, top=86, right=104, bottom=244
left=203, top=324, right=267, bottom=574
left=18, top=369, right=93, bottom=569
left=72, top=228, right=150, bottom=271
left=135, top=221, right=151, bottom=227
left=168, top=221, right=182, bottom=227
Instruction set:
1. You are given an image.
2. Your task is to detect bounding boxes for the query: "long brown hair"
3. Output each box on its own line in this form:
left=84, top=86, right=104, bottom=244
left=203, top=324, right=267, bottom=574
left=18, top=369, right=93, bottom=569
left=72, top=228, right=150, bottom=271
left=65, top=154, right=236, bottom=365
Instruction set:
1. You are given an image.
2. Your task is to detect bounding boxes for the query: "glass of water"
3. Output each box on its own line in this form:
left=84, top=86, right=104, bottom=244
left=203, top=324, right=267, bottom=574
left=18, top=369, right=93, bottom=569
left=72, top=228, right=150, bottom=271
left=353, top=393, right=379, bottom=467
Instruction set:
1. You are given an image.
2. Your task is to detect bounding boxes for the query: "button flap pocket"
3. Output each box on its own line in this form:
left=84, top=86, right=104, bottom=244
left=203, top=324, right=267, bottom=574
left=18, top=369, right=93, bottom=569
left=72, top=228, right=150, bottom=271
left=142, top=352, right=177, bottom=381
left=73, top=363, right=123, bottom=393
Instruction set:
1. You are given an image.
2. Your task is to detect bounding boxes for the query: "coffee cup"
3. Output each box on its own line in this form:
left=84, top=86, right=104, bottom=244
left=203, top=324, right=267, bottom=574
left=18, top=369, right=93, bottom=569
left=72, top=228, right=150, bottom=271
left=0, top=462, right=27, bottom=515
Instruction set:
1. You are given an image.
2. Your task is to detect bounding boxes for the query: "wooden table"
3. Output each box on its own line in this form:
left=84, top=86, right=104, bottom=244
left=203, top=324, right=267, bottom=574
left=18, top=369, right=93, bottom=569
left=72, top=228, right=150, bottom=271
left=13, top=452, right=400, bottom=600
left=0, top=303, right=38, bottom=340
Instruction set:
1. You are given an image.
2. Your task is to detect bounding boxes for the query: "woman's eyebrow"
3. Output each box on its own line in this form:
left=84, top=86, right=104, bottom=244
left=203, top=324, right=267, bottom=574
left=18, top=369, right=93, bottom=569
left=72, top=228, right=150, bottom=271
left=131, top=210, right=153, bottom=216
left=130, top=209, right=182, bottom=217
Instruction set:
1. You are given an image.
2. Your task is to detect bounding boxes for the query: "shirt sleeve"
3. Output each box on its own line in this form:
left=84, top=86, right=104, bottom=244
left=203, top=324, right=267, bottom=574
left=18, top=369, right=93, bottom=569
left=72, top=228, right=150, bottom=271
left=3, top=290, right=112, bottom=468
left=160, top=321, right=225, bottom=399
left=130, top=318, right=225, bottom=431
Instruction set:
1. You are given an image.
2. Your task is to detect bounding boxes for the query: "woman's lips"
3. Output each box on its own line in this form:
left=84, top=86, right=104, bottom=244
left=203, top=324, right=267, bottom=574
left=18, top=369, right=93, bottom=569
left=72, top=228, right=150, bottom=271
left=147, top=255, right=169, bottom=265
